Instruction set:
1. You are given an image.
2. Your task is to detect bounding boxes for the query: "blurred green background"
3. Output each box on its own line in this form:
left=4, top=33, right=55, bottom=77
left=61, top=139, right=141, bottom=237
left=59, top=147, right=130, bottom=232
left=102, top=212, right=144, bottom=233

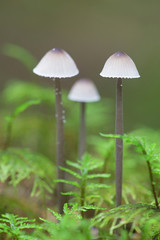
left=0, top=0, right=160, bottom=130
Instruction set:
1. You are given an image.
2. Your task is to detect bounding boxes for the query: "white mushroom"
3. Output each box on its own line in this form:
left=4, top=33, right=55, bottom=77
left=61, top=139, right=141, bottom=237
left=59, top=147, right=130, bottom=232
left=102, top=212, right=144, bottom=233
left=33, top=48, right=79, bottom=213
left=100, top=51, right=140, bottom=207
left=68, top=78, right=100, bottom=159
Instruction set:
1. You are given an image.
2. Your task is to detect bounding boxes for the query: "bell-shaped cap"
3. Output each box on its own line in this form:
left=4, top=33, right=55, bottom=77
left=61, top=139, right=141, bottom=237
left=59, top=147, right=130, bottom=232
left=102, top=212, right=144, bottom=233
left=33, top=48, right=79, bottom=78
left=68, top=78, right=100, bottom=102
left=100, top=51, right=140, bottom=79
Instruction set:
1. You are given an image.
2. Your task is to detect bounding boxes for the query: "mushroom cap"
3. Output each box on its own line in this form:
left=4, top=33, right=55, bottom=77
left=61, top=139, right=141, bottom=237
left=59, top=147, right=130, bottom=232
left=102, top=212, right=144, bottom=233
left=100, top=51, right=140, bottom=79
left=33, top=48, right=79, bottom=78
left=68, top=78, right=100, bottom=102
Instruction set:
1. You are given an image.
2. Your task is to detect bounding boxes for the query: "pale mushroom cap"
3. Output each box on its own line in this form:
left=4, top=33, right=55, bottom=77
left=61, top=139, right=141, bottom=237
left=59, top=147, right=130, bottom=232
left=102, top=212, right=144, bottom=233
left=33, top=48, right=79, bottom=78
left=68, top=78, right=100, bottom=102
left=100, top=51, right=140, bottom=79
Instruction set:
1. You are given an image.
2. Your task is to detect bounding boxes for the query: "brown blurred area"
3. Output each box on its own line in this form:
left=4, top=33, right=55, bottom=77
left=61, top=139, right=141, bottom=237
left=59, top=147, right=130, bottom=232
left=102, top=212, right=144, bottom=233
left=0, top=0, right=160, bottom=131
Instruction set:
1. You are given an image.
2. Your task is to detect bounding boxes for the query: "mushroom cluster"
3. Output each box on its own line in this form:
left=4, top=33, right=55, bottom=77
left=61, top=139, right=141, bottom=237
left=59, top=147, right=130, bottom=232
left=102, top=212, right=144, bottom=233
left=33, top=48, right=140, bottom=213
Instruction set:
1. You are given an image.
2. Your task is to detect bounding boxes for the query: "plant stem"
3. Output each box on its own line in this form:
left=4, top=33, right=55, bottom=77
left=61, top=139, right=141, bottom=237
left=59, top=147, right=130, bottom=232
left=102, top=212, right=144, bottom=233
left=115, top=78, right=123, bottom=207
left=146, top=160, right=159, bottom=209
left=55, top=78, right=65, bottom=214
left=80, top=179, right=86, bottom=218
left=13, top=237, right=18, bottom=240
left=79, top=102, right=86, bottom=159
left=3, top=119, right=13, bottom=150
left=42, top=191, right=47, bottom=218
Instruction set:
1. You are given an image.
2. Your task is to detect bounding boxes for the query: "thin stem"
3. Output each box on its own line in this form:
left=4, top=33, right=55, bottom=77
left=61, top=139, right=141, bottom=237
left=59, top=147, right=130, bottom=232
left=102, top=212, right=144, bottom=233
left=79, top=102, right=86, bottom=159
left=80, top=174, right=86, bottom=218
left=42, top=191, right=47, bottom=218
left=55, top=78, right=65, bottom=214
left=146, top=160, right=159, bottom=209
left=80, top=183, right=85, bottom=218
left=3, top=119, right=13, bottom=150
left=115, top=78, right=123, bottom=207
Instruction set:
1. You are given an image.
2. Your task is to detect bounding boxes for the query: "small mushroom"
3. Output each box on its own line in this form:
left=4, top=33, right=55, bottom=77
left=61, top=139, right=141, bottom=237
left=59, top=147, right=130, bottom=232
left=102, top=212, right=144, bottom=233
left=33, top=48, right=79, bottom=213
left=100, top=51, right=140, bottom=206
left=68, top=78, right=100, bottom=159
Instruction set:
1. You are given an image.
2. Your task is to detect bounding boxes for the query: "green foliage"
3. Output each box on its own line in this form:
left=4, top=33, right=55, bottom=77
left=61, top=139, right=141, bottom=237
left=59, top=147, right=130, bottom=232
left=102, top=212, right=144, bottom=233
left=0, top=80, right=56, bottom=159
left=4, top=99, right=41, bottom=150
left=6, top=99, right=41, bottom=120
left=102, top=132, right=160, bottom=175
left=56, top=153, right=111, bottom=210
left=38, top=214, right=92, bottom=240
left=34, top=204, right=93, bottom=240
left=119, top=230, right=130, bottom=240
left=0, top=213, right=37, bottom=240
left=101, top=133, right=160, bottom=203
left=94, top=203, right=156, bottom=229
left=2, top=80, right=55, bottom=106
left=3, top=203, right=160, bottom=240
left=100, top=133, right=159, bottom=162
left=0, top=148, right=55, bottom=197
left=0, top=205, right=93, bottom=240
left=2, top=43, right=37, bottom=71
left=98, top=132, right=160, bottom=238
left=141, top=215, right=160, bottom=240
left=94, top=203, right=160, bottom=239
left=0, top=99, right=54, bottom=199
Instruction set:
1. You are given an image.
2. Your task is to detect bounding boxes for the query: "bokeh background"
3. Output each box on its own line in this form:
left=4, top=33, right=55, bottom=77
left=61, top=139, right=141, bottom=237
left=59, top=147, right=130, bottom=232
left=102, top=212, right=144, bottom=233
left=0, top=0, right=160, bottom=131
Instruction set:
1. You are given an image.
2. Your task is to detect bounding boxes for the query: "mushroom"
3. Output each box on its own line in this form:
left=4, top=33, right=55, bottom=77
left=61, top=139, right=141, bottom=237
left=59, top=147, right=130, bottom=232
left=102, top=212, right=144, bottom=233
left=68, top=78, right=100, bottom=159
left=100, top=51, right=140, bottom=206
left=33, top=48, right=79, bottom=213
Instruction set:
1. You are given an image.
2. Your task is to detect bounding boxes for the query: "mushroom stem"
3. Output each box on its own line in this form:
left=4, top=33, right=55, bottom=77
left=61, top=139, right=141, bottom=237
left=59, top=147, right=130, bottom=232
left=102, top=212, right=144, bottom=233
left=115, top=78, right=123, bottom=207
left=55, top=78, right=65, bottom=214
left=79, top=102, right=86, bottom=159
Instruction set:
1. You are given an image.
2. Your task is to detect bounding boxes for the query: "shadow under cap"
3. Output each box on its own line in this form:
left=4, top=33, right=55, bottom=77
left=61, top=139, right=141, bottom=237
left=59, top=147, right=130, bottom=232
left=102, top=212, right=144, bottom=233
left=33, top=48, right=79, bottom=78
left=100, top=51, right=140, bottom=79
left=68, top=78, right=100, bottom=102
